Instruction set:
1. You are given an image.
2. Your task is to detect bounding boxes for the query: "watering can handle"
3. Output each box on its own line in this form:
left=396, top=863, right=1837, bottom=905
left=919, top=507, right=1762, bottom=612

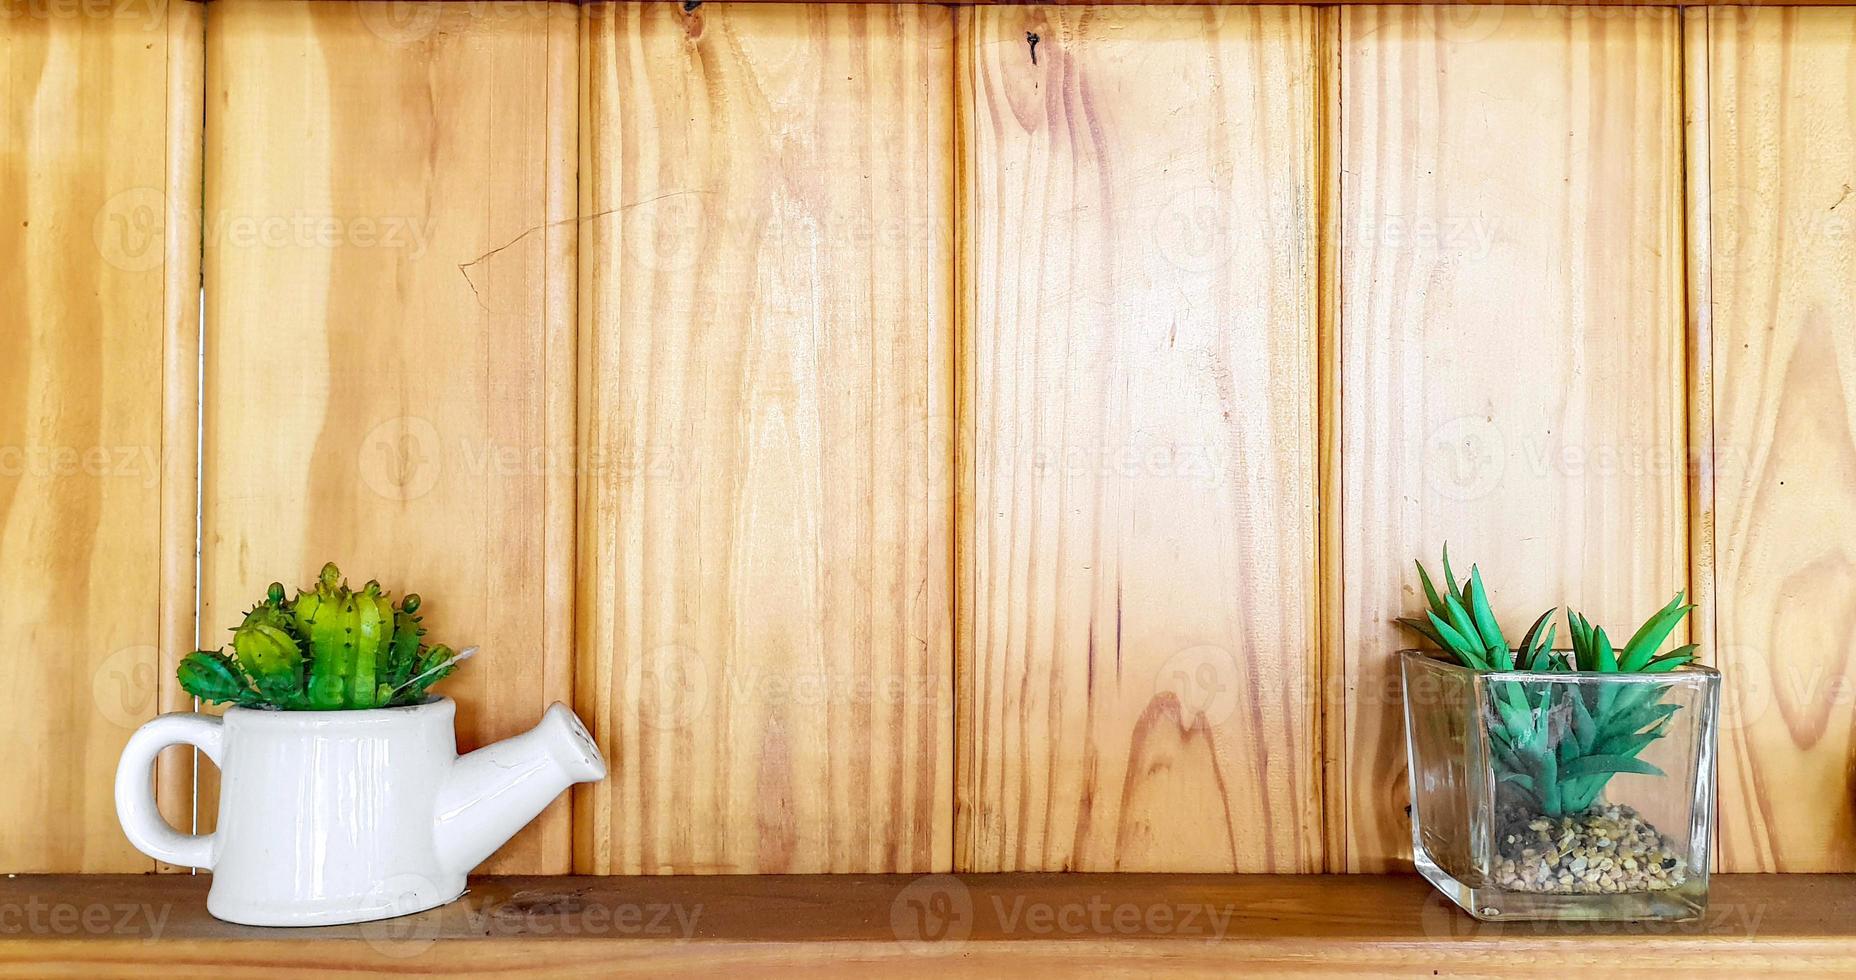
left=115, top=713, right=223, bottom=869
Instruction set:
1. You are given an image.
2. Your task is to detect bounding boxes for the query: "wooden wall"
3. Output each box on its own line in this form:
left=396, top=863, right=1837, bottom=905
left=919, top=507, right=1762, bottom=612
left=1335, top=5, right=1688, bottom=871
left=0, top=0, right=201, bottom=872
left=1706, top=7, right=1856, bottom=872
left=577, top=1, right=954, bottom=874
left=4, top=2, right=1856, bottom=875
left=957, top=5, right=1322, bottom=873
left=201, top=0, right=577, bottom=874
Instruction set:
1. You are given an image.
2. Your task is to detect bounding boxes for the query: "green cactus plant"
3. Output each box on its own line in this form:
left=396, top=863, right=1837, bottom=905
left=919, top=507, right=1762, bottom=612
left=1398, top=547, right=1696, bottom=817
left=230, top=583, right=306, bottom=708
left=177, top=562, right=469, bottom=711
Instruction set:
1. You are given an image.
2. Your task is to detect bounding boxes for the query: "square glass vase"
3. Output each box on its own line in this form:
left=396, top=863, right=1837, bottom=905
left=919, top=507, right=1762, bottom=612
left=1400, top=649, right=1720, bottom=922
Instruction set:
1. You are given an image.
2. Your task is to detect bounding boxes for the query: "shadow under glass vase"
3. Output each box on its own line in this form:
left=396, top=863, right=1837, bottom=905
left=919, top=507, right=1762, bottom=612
left=1400, top=649, right=1720, bottom=922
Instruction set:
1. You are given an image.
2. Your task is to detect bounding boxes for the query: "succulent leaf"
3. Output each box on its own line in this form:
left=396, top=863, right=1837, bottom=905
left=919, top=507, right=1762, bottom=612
left=1569, top=693, right=1597, bottom=754
left=1517, top=607, right=1555, bottom=654
left=1440, top=543, right=1464, bottom=604
left=1415, top=561, right=1445, bottom=614
left=1558, top=754, right=1666, bottom=781
left=1440, top=593, right=1480, bottom=655
left=178, top=650, right=255, bottom=705
left=1425, top=611, right=1489, bottom=670
left=1619, top=592, right=1692, bottom=671
left=1404, top=549, right=1700, bottom=817
left=1466, top=567, right=1509, bottom=663
left=1593, top=626, right=1618, bottom=673
left=1499, top=772, right=1536, bottom=791
left=1596, top=722, right=1669, bottom=759
left=1395, top=616, right=1446, bottom=648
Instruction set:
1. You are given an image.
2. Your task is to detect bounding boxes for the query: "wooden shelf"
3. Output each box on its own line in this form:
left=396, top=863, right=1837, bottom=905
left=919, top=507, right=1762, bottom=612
left=2, top=873, right=1853, bottom=976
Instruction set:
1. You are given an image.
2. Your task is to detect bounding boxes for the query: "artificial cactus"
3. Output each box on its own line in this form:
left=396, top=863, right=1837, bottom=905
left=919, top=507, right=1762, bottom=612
left=379, top=593, right=425, bottom=703
left=177, top=563, right=468, bottom=710
left=177, top=649, right=260, bottom=706
left=415, top=643, right=460, bottom=691
left=232, top=585, right=306, bottom=708
left=293, top=562, right=350, bottom=709
left=349, top=581, right=395, bottom=709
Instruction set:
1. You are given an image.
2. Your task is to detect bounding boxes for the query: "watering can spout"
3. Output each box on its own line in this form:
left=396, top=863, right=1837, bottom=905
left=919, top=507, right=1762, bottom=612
left=432, top=703, right=605, bottom=875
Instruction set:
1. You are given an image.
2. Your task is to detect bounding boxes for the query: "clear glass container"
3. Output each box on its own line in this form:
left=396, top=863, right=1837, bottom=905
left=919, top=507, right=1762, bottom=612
left=1400, top=649, right=1720, bottom=921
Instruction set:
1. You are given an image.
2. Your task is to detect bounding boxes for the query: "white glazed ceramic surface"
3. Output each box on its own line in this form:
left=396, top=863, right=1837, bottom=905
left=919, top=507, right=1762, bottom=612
left=114, top=698, right=604, bottom=926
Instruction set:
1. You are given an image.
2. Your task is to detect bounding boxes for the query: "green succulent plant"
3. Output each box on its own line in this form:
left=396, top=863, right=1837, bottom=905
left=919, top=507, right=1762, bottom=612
left=178, top=562, right=467, bottom=710
left=1398, top=547, right=1697, bottom=817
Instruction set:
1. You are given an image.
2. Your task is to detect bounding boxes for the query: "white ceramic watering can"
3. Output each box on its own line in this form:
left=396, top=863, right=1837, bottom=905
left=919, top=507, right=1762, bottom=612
left=115, top=697, right=605, bottom=926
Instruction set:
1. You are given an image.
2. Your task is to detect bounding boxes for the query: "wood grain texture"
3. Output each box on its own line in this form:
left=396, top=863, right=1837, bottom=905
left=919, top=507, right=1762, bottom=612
left=1707, top=7, right=1856, bottom=872
left=1338, top=6, right=1687, bottom=871
left=577, top=2, right=955, bottom=874
left=2, top=873, right=1852, bottom=977
left=154, top=0, right=208, bottom=874
left=958, top=6, right=1322, bottom=873
left=465, top=1, right=1856, bottom=6
left=198, top=0, right=576, bottom=873
left=1682, top=1, right=1718, bottom=747
left=1315, top=3, right=1345, bottom=874
left=1682, top=8, right=1717, bottom=873
left=0, top=1, right=202, bottom=872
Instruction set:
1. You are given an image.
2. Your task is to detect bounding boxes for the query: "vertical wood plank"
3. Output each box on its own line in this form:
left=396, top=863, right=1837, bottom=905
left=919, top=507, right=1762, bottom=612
left=200, top=0, right=577, bottom=873
left=577, top=2, right=955, bottom=874
left=1708, top=7, right=1856, bottom=872
left=1314, top=4, right=1345, bottom=874
left=0, top=2, right=202, bottom=872
left=155, top=0, right=208, bottom=873
left=958, top=6, right=1322, bottom=873
left=1338, top=6, right=1686, bottom=871
left=1681, top=4, right=1718, bottom=876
